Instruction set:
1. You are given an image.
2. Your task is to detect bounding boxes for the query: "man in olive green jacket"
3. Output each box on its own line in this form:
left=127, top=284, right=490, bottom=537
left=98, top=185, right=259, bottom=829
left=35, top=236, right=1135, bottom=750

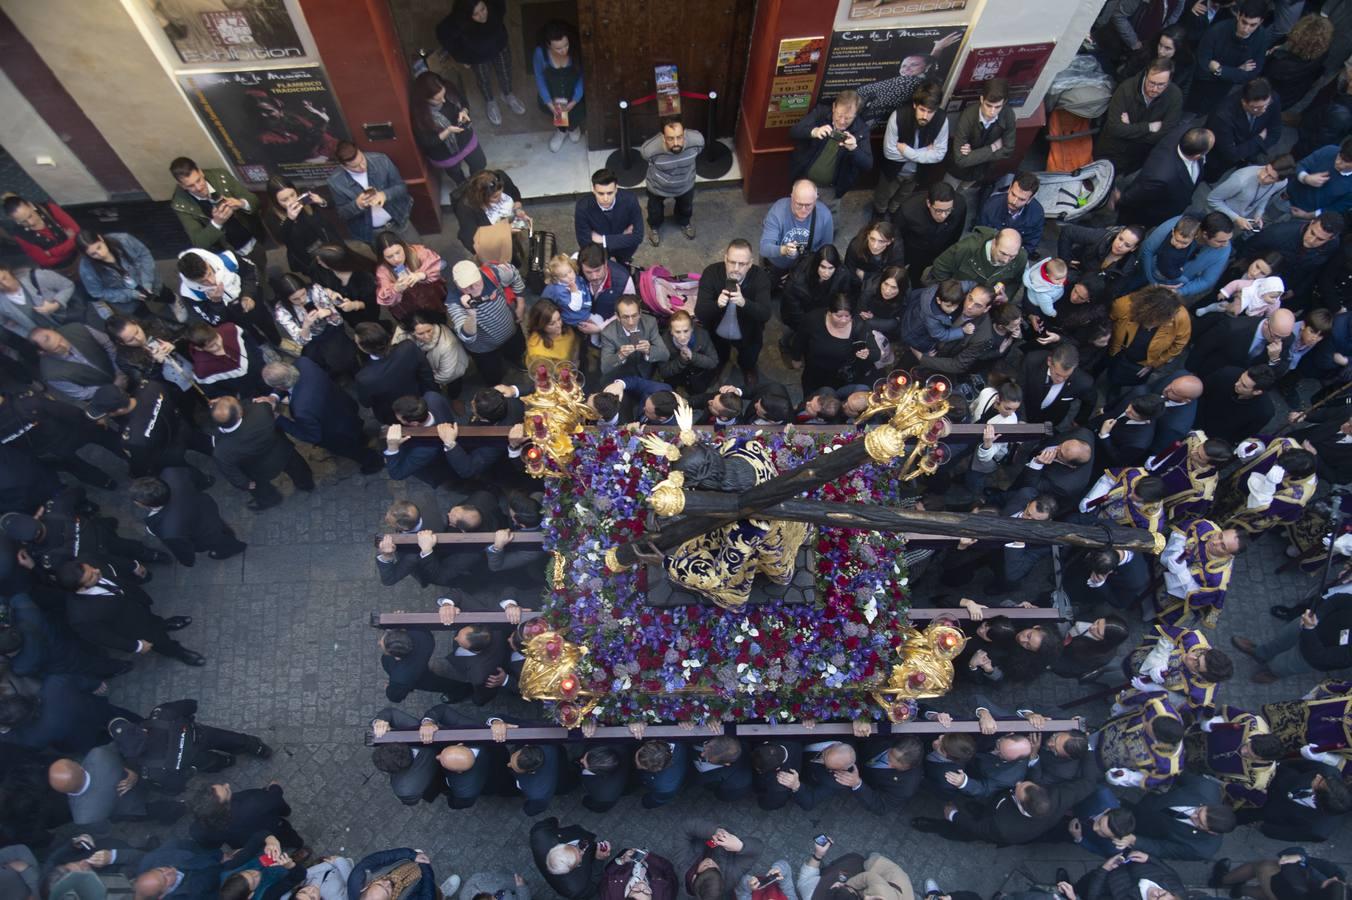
left=168, top=157, right=268, bottom=284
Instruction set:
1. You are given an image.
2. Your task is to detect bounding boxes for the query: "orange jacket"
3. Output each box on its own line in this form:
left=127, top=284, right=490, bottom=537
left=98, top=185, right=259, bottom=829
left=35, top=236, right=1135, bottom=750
left=1109, top=294, right=1191, bottom=369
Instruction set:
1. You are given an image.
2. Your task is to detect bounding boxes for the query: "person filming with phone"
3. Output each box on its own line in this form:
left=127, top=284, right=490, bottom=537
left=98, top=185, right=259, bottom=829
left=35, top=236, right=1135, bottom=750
left=600, top=848, right=678, bottom=900
left=788, top=90, right=873, bottom=218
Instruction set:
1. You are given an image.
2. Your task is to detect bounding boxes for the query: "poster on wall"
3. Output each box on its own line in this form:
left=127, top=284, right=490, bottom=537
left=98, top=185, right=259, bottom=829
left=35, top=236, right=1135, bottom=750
left=655, top=64, right=682, bottom=117
left=148, top=0, right=307, bottom=65
left=949, top=42, right=1057, bottom=108
left=838, top=0, right=970, bottom=24
left=765, top=36, right=826, bottom=128
left=178, top=66, right=349, bottom=184
left=818, top=25, right=967, bottom=118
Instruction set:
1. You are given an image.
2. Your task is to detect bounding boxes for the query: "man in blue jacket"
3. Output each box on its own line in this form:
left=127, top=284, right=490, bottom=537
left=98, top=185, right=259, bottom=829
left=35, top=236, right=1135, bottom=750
left=1138, top=212, right=1234, bottom=301
left=573, top=168, right=643, bottom=266
left=262, top=359, right=381, bottom=473
left=327, top=142, right=414, bottom=244
left=788, top=90, right=873, bottom=212
left=1287, top=137, right=1352, bottom=220
left=1245, top=212, right=1344, bottom=300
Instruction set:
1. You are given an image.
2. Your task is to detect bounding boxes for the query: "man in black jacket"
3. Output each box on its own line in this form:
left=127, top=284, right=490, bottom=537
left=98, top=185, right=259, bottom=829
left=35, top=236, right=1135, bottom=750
left=531, top=816, right=610, bottom=900
left=1021, top=344, right=1094, bottom=429
left=209, top=395, right=314, bottom=511
left=693, top=736, right=754, bottom=802
left=432, top=593, right=510, bottom=704
left=1195, top=365, right=1277, bottom=444
left=57, top=560, right=203, bottom=667
left=131, top=469, right=244, bottom=566
left=859, top=735, right=924, bottom=805
left=110, top=699, right=270, bottom=793
left=1244, top=212, right=1344, bottom=302
left=1233, top=585, right=1352, bottom=682
left=1012, top=435, right=1096, bottom=511
left=1092, top=394, right=1164, bottom=468
left=369, top=707, right=441, bottom=806
left=353, top=322, right=436, bottom=425
left=1205, top=78, right=1283, bottom=182
left=85, top=381, right=214, bottom=479
left=0, top=388, right=121, bottom=489
left=186, top=781, right=302, bottom=851
left=1074, top=853, right=1186, bottom=900
left=693, top=239, right=772, bottom=384
left=749, top=739, right=805, bottom=811
left=576, top=744, right=631, bottom=813
left=1188, top=308, right=1295, bottom=377
left=1095, top=60, right=1184, bottom=178
left=1117, top=127, right=1215, bottom=228
left=378, top=628, right=461, bottom=703
left=913, top=775, right=1096, bottom=843
left=788, top=91, right=873, bottom=208
left=898, top=183, right=967, bottom=288
left=1245, top=759, right=1350, bottom=841
left=1128, top=773, right=1235, bottom=860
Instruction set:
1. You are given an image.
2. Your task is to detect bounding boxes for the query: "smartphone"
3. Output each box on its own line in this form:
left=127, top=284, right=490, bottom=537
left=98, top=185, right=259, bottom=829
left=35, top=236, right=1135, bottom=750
left=852, top=340, right=868, bottom=353
left=756, top=872, right=782, bottom=886
left=706, top=839, right=719, bottom=848
left=632, top=849, right=649, bottom=863
left=814, top=834, right=830, bottom=848
left=725, top=278, right=738, bottom=293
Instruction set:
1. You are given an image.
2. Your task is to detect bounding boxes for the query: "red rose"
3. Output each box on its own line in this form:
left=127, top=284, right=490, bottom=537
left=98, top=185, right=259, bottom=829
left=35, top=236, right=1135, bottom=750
left=754, top=655, right=767, bottom=667
left=845, top=636, right=861, bottom=650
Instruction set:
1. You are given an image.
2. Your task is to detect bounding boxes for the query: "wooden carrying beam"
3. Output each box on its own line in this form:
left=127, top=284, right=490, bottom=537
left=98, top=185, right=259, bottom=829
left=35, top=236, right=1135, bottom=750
left=373, top=530, right=970, bottom=547
left=386, top=423, right=1052, bottom=440
left=367, top=718, right=1081, bottom=745
left=369, top=607, right=1062, bottom=628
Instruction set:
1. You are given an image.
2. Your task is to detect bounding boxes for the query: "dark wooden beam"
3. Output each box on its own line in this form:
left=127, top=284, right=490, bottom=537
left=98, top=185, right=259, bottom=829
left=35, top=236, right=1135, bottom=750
left=385, top=423, right=1051, bottom=440
left=376, top=531, right=545, bottom=547
left=367, top=718, right=1081, bottom=745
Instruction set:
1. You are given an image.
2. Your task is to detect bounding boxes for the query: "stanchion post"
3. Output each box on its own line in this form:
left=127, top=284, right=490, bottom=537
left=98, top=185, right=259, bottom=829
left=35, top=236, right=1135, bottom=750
left=618, top=100, right=633, bottom=169
left=696, top=89, right=734, bottom=179
left=605, top=98, right=649, bottom=187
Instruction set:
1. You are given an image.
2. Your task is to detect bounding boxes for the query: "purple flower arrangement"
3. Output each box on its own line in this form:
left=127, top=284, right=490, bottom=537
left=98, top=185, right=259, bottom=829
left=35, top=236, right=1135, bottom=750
left=539, top=427, right=912, bottom=725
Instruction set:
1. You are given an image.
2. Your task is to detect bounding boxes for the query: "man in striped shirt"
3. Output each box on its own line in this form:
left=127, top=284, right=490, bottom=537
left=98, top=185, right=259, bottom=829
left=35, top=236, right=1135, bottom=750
left=448, top=260, right=527, bottom=385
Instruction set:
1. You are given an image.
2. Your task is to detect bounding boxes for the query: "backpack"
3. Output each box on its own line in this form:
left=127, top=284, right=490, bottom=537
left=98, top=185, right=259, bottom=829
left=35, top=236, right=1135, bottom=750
left=638, top=265, right=701, bottom=318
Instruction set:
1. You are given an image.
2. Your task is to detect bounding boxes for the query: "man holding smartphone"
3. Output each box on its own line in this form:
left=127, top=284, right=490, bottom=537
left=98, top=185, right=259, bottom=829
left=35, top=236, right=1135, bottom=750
left=169, top=157, right=267, bottom=286
left=695, top=238, right=774, bottom=386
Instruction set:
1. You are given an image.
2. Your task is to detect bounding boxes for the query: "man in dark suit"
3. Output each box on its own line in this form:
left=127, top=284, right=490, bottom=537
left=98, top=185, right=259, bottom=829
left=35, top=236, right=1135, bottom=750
left=369, top=707, right=441, bottom=806
left=1131, top=375, right=1203, bottom=457
left=444, top=386, right=529, bottom=485
left=422, top=705, right=509, bottom=809
left=433, top=594, right=510, bottom=704
left=374, top=501, right=483, bottom=589
left=186, top=780, right=302, bottom=851
left=378, top=628, right=460, bottom=703
left=1073, top=853, right=1186, bottom=900
left=948, top=734, right=1035, bottom=800
left=1290, top=409, right=1352, bottom=481
left=914, top=776, right=1097, bottom=844
left=1187, top=308, right=1295, bottom=377
left=749, top=739, right=806, bottom=810
left=635, top=738, right=688, bottom=808
left=131, top=469, right=244, bottom=567
left=1117, top=127, right=1215, bottom=228
left=135, top=834, right=265, bottom=900
left=262, top=358, right=381, bottom=474
left=48, top=743, right=181, bottom=825
left=531, top=817, right=608, bottom=900
left=1021, top=344, right=1094, bottom=429
left=1204, top=78, right=1282, bottom=181
left=1092, top=394, right=1164, bottom=468
left=577, top=745, right=631, bottom=813
left=353, top=322, right=436, bottom=426
left=1013, top=435, right=1096, bottom=511
left=1245, top=212, right=1344, bottom=300
left=792, top=739, right=887, bottom=813
left=1250, top=759, right=1351, bottom=842
left=859, top=735, right=924, bottom=806
left=0, top=673, right=138, bottom=754
left=209, top=396, right=314, bottom=511
left=899, top=183, right=967, bottom=288
left=382, top=392, right=456, bottom=486
left=1129, top=773, right=1236, bottom=860
left=57, top=560, right=204, bottom=667
left=692, top=736, right=753, bottom=802
left=1030, top=729, right=1096, bottom=785
left=693, top=239, right=773, bottom=384
left=1196, top=365, right=1277, bottom=444
left=941, top=489, right=1061, bottom=595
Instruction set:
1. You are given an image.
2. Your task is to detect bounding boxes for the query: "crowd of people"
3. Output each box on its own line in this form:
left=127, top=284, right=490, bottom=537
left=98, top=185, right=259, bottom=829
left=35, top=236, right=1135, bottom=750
left=2, top=0, right=1352, bottom=898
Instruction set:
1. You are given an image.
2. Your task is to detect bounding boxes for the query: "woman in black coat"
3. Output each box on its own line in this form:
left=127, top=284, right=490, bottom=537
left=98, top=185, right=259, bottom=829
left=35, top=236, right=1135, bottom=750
left=780, top=245, right=858, bottom=359
left=311, top=243, right=381, bottom=328
left=843, top=221, right=907, bottom=283
left=794, top=293, right=880, bottom=396
left=1055, top=223, right=1144, bottom=300
left=265, top=176, right=341, bottom=277
left=857, top=265, right=908, bottom=338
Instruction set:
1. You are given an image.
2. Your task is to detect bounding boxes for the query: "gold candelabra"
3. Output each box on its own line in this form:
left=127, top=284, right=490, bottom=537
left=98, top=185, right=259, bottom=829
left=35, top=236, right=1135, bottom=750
left=871, top=620, right=967, bottom=722
left=521, top=361, right=597, bottom=479
left=858, top=371, right=954, bottom=478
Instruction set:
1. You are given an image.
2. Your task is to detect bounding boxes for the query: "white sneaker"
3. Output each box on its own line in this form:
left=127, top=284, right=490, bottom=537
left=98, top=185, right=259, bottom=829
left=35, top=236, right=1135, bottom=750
left=568, top=127, right=582, bottom=143
left=548, top=131, right=566, bottom=152
left=504, top=93, right=526, bottom=115
left=440, top=875, right=461, bottom=897
left=485, top=100, right=502, bottom=126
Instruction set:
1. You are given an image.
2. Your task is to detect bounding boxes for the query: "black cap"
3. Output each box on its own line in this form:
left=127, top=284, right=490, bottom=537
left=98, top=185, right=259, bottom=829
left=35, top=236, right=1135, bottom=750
left=85, top=385, right=131, bottom=419
left=0, top=513, right=39, bottom=543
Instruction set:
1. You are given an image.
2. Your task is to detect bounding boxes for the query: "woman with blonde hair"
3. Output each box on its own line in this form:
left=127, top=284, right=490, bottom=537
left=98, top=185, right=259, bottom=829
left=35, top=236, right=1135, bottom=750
left=524, top=298, right=578, bottom=369
left=373, top=232, right=447, bottom=326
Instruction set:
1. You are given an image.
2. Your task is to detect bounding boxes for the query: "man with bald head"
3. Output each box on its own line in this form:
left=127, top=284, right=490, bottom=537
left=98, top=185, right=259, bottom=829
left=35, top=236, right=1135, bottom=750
left=1014, top=430, right=1097, bottom=509
left=1188, top=307, right=1296, bottom=377
left=135, top=832, right=268, bottom=900
left=420, top=704, right=511, bottom=809
left=208, top=394, right=314, bottom=511
left=792, top=739, right=888, bottom=813
left=759, top=179, right=835, bottom=282
left=928, top=225, right=1027, bottom=287
left=945, top=732, right=1035, bottom=799
left=1133, top=374, right=1205, bottom=455
left=30, top=323, right=124, bottom=406
left=49, top=742, right=183, bottom=825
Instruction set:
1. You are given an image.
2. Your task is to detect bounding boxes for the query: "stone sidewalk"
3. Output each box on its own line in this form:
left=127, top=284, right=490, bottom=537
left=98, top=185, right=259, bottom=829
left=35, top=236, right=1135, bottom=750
left=90, top=187, right=1351, bottom=896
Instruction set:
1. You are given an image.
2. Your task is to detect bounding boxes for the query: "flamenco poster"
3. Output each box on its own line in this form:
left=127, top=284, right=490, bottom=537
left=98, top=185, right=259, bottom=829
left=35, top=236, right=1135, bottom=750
left=178, top=66, right=349, bottom=185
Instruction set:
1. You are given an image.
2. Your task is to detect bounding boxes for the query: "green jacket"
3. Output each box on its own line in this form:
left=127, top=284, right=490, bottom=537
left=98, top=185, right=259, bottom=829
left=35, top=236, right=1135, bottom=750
left=170, top=168, right=264, bottom=252
left=928, top=226, right=1027, bottom=286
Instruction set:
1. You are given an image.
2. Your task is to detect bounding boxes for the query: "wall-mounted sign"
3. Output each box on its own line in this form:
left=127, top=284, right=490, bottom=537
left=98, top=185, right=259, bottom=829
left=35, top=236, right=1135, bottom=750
left=178, top=66, right=349, bottom=184
left=765, top=36, right=826, bottom=128
left=839, top=0, right=970, bottom=23
left=656, top=64, right=682, bottom=117
left=148, top=0, right=307, bottom=65
left=949, top=42, right=1057, bottom=108
left=819, top=25, right=967, bottom=103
